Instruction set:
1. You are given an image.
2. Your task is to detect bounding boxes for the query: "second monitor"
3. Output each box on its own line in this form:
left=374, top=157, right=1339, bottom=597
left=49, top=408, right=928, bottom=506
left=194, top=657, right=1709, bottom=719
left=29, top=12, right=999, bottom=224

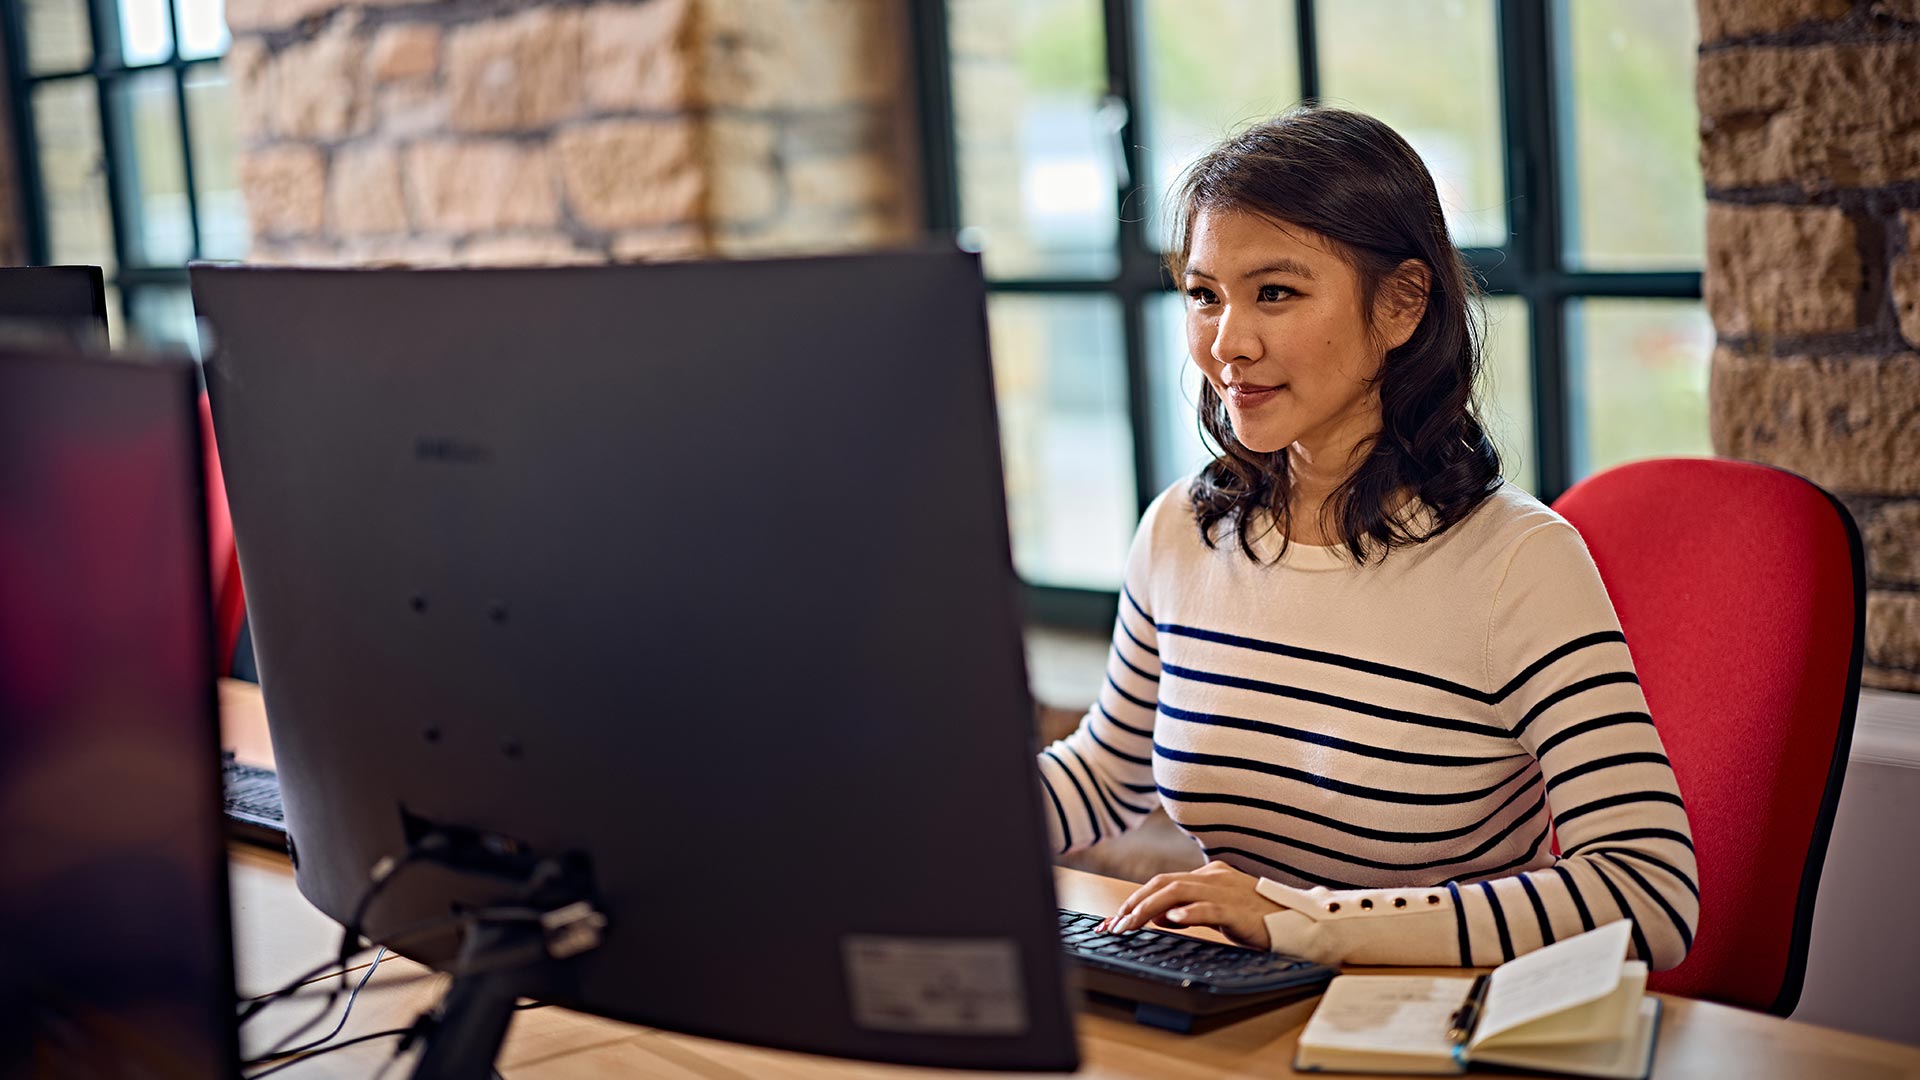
left=191, top=253, right=1078, bottom=1073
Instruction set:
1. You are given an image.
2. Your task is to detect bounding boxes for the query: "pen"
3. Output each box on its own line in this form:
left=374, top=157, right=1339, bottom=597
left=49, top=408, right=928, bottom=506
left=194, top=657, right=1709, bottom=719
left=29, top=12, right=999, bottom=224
left=1446, top=973, right=1491, bottom=1045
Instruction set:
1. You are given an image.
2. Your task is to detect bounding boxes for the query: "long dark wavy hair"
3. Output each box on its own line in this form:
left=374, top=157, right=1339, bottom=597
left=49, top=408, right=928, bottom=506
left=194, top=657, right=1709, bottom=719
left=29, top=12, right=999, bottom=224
left=1168, top=107, right=1503, bottom=564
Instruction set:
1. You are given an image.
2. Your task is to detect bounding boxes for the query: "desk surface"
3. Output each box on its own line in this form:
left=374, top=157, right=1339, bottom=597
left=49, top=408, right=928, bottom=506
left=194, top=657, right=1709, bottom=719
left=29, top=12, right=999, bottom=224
left=221, top=680, right=1920, bottom=1079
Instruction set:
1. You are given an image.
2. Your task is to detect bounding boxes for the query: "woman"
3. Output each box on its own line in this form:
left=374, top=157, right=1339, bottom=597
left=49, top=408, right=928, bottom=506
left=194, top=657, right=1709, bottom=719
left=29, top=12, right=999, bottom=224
left=1037, top=108, right=1698, bottom=970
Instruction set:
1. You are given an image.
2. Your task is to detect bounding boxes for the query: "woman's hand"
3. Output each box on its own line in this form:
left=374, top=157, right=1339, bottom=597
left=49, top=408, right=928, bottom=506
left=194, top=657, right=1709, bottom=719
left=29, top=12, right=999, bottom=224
left=1098, top=860, right=1283, bottom=950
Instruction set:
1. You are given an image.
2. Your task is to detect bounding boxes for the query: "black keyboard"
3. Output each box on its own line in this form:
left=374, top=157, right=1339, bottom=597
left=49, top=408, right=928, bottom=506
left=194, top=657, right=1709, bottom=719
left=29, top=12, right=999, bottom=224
left=1056, top=908, right=1335, bottom=1032
left=221, top=751, right=289, bottom=850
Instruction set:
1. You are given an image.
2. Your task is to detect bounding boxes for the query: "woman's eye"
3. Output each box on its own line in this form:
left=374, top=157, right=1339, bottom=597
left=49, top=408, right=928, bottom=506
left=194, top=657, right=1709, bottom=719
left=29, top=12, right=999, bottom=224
left=1258, top=284, right=1293, bottom=302
left=1186, top=287, right=1216, bottom=306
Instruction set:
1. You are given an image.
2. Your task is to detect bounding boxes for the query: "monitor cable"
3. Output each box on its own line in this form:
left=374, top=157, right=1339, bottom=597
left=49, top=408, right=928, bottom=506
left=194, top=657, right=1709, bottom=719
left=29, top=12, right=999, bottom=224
left=242, top=946, right=387, bottom=1067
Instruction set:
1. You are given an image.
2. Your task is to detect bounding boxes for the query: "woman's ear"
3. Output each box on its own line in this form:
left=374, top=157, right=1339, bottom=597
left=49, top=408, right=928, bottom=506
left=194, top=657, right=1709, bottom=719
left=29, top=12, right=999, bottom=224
left=1376, top=260, right=1432, bottom=352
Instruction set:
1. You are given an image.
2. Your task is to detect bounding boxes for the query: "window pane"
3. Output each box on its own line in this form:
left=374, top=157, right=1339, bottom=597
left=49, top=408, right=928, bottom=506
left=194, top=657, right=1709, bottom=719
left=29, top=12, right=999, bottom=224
left=949, top=0, right=1119, bottom=280
left=176, top=0, right=229, bottom=60
left=987, top=295, right=1137, bottom=589
left=126, top=285, right=200, bottom=355
left=110, top=69, right=193, bottom=266
left=1144, top=290, right=1214, bottom=493
left=1136, top=0, right=1300, bottom=242
left=113, top=0, right=174, bottom=65
left=1318, top=0, right=1506, bottom=249
left=34, top=79, right=117, bottom=273
left=22, top=0, right=92, bottom=74
left=1559, top=0, right=1704, bottom=270
left=186, top=66, right=248, bottom=259
left=1568, top=299, right=1713, bottom=479
left=1479, top=295, right=1534, bottom=494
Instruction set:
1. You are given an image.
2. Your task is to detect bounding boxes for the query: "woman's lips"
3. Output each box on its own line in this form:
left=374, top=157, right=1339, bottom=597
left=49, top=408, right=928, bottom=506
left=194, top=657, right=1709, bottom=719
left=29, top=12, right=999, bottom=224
left=1226, top=383, right=1286, bottom=406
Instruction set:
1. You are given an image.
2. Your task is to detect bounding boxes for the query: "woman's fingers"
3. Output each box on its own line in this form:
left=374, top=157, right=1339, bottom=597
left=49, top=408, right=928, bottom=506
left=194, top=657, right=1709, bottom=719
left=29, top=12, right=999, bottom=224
left=1112, top=881, right=1211, bottom=933
left=1163, top=900, right=1270, bottom=949
left=1104, top=872, right=1182, bottom=932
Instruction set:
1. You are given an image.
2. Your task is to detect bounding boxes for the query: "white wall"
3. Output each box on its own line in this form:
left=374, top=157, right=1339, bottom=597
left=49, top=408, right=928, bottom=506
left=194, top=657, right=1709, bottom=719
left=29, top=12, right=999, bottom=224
left=1792, top=690, right=1920, bottom=1046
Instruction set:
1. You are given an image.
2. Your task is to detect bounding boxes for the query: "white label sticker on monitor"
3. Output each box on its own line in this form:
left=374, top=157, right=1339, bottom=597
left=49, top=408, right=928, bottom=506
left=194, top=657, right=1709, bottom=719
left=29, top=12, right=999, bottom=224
left=842, top=935, right=1028, bottom=1035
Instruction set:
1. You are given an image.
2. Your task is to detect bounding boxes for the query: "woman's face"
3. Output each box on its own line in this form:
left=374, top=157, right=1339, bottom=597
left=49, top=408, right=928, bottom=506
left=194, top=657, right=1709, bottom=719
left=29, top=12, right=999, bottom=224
left=1182, top=208, right=1390, bottom=459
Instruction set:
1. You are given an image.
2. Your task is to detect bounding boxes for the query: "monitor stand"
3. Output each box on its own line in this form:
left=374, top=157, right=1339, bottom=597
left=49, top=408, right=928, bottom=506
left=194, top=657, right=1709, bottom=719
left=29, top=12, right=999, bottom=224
left=395, top=832, right=606, bottom=1080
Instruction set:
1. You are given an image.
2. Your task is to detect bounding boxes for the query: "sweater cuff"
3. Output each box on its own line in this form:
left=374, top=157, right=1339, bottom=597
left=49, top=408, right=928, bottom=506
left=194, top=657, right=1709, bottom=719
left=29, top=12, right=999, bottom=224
left=1255, top=878, right=1464, bottom=966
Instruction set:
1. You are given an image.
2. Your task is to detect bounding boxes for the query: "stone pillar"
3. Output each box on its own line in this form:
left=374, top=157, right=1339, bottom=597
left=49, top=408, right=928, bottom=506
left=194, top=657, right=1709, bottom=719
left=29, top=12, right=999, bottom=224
left=1698, top=0, right=1920, bottom=692
left=225, top=0, right=918, bottom=266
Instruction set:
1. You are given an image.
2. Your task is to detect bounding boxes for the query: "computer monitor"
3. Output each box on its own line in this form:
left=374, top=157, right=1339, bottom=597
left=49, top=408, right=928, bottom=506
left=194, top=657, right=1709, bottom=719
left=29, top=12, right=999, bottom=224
left=0, top=347, right=236, bottom=1079
left=190, top=254, right=1078, bottom=1074
left=0, top=266, right=110, bottom=348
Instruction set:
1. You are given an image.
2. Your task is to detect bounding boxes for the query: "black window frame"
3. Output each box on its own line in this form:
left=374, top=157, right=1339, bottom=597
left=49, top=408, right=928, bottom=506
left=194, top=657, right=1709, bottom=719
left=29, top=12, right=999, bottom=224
left=2, top=0, right=228, bottom=340
left=912, top=0, right=1703, bottom=628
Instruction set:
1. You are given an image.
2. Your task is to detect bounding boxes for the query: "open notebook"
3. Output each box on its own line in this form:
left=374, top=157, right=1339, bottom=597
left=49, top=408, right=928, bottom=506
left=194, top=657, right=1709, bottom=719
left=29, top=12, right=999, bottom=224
left=1294, top=921, right=1660, bottom=1078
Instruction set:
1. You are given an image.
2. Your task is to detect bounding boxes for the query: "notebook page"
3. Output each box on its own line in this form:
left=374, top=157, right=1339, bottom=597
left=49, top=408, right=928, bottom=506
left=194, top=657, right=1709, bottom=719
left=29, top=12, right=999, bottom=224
left=1297, top=975, right=1473, bottom=1056
left=1472, top=997, right=1661, bottom=1080
left=1471, top=920, right=1633, bottom=1048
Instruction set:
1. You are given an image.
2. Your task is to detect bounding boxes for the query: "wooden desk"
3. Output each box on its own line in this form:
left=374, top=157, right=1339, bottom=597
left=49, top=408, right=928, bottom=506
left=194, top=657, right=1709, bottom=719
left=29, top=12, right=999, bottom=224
left=221, top=681, right=1920, bottom=1079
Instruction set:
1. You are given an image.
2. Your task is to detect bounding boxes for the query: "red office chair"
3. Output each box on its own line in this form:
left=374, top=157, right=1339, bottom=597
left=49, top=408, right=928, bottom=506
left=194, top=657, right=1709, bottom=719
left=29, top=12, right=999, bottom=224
left=1552, top=458, right=1864, bottom=1015
left=199, top=390, right=246, bottom=676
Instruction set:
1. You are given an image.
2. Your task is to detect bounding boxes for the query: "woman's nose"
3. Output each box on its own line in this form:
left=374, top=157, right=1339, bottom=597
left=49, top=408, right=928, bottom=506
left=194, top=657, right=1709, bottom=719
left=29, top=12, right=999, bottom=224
left=1211, top=305, right=1261, bottom=365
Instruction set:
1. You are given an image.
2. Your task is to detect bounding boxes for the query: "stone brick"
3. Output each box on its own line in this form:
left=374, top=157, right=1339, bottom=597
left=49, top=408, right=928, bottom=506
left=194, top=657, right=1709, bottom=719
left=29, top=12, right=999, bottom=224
left=458, top=233, right=602, bottom=266
left=257, top=13, right=370, bottom=141
left=781, top=108, right=892, bottom=160
left=329, top=144, right=408, bottom=236
left=1897, top=211, right=1920, bottom=349
left=786, top=152, right=902, bottom=215
left=1866, top=591, right=1920, bottom=682
left=713, top=208, right=903, bottom=256
left=1866, top=663, right=1920, bottom=693
left=611, top=225, right=709, bottom=261
left=225, top=38, right=270, bottom=141
left=446, top=9, right=584, bottom=133
left=701, top=0, right=901, bottom=109
left=375, top=83, right=450, bottom=138
left=1878, top=0, right=1920, bottom=22
left=247, top=240, right=353, bottom=266
left=1861, top=499, right=1920, bottom=587
left=225, top=0, right=338, bottom=31
left=707, top=117, right=779, bottom=225
left=370, top=24, right=440, bottom=83
left=240, top=144, right=327, bottom=237
left=554, top=119, right=703, bottom=230
left=343, top=237, right=457, bottom=267
left=1701, top=114, right=1920, bottom=192
left=406, top=141, right=559, bottom=232
left=583, top=0, right=694, bottom=111
left=1705, top=204, right=1862, bottom=337
left=1711, top=348, right=1920, bottom=495
left=1697, top=0, right=1849, bottom=43
left=1698, top=43, right=1920, bottom=191
left=227, top=0, right=432, bottom=32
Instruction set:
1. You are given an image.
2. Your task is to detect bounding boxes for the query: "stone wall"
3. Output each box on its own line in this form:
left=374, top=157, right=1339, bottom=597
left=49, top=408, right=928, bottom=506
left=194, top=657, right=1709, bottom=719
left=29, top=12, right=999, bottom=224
left=225, top=0, right=917, bottom=265
left=1698, top=0, right=1920, bottom=692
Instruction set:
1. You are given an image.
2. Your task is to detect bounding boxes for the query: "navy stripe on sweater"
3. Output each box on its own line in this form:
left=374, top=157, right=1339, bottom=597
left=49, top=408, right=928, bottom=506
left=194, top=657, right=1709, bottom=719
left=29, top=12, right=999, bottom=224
left=1153, top=743, right=1532, bottom=805
left=1153, top=624, right=1630, bottom=706
left=1157, top=772, right=1545, bottom=845
left=1160, top=661, right=1510, bottom=738
left=1158, top=701, right=1528, bottom=767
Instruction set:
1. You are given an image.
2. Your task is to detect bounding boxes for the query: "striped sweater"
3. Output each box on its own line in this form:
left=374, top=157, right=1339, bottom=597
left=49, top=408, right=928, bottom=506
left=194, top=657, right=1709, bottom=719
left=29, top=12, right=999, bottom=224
left=1036, top=481, right=1699, bottom=970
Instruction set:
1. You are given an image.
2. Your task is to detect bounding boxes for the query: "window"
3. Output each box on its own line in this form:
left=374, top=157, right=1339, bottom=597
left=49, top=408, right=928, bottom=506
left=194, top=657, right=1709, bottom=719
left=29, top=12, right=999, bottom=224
left=916, top=0, right=1706, bottom=622
left=4, top=0, right=241, bottom=352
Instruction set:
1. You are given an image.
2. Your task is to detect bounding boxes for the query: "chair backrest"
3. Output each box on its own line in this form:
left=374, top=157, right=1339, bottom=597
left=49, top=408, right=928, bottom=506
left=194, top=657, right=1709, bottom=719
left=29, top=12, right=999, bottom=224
left=199, top=390, right=246, bottom=676
left=1551, top=458, right=1864, bottom=1015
